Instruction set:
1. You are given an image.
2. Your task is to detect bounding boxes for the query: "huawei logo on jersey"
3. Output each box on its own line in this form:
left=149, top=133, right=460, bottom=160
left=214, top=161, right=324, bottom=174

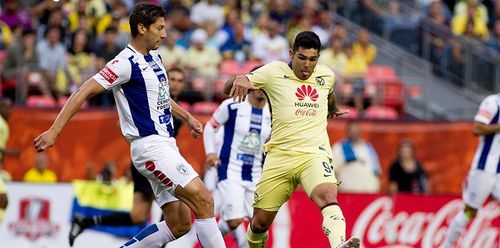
left=295, top=85, right=318, bottom=102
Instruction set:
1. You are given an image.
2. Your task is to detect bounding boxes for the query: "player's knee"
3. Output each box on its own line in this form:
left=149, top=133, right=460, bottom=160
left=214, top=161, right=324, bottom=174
left=251, top=218, right=271, bottom=233
left=312, top=184, right=338, bottom=205
left=227, top=219, right=243, bottom=230
left=192, top=190, right=214, bottom=216
left=170, top=221, right=191, bottom=238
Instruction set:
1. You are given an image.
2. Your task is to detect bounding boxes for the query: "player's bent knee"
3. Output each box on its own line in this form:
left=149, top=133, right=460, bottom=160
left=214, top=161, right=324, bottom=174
left=250, top=220, right=270, bottom=233
left=170, top=221, right=191, bottom=238
left=227, top=219, right=243, bottom=230
left=311, top=183, right=339, bottom=207
left=191, top=191, right=214, bottom=216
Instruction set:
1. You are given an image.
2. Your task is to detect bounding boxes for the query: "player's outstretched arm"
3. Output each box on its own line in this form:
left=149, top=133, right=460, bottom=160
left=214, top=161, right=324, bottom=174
left=224, top=75, right=256, bottom=102
left=33, top=79, right=105, bottom=152
left=327, top=91, right=349, bottom=118
left=473, top=121, right=500, bottom=136
left=171, top=100, right=203, bottom=138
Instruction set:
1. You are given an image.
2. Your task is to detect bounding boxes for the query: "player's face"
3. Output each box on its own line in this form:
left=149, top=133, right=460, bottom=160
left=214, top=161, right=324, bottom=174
left=145, top=17, right=167, bottom=50
left=168, top=71, right=185, bottom=98
left=290, top=47, right=319, bottom=80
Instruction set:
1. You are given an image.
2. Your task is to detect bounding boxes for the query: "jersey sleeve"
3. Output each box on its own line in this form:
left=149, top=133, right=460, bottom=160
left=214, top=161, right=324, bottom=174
left=203, top=100, right=232, bottom=155
left=474, top=95, right=499, bottom=124
left=245, top=62, right=275, bottom=90
left=93, top=57, right=132, bottom=90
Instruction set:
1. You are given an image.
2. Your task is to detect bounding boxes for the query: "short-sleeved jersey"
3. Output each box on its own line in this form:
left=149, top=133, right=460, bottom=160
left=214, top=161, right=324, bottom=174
left=246, top=61, right=335, bottom=156
left=471, top=94, right=500, bottom=174
left=93, top=45, right=174, bottom=142
left=207, top=98, right=272, bottom=182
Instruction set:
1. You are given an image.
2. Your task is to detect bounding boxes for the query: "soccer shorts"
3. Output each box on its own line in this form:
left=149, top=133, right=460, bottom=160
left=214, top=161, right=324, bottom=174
left=217, top=179, right=255, bottom=220
left=462, top=169, right=500, bottom=209
left=253, top=150, right=337, bottom=211
left=130, top=135, right=199, bottom=207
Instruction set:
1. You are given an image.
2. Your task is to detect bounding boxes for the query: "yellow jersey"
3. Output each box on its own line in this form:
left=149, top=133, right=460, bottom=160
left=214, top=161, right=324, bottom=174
left=246, top=61, right=335, bottom=156
left=23, top=168, right=57, bottom=184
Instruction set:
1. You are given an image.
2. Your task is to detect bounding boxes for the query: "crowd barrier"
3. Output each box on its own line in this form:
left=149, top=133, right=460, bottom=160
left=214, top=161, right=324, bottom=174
left=5, top=107, right=478, bottom=193
left=0, top=183, right=498, bottom=248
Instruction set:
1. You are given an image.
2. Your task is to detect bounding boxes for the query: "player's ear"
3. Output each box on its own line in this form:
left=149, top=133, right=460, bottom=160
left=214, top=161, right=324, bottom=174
left=138, top=23, right=147, bottom=35
left=289, top=49, right=294, bottom=59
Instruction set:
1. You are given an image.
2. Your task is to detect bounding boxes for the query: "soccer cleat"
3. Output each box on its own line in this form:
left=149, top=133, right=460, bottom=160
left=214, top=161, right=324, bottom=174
left=69, top=214, right=87, bottom=246
left=338, top=237, right=360, bottom=248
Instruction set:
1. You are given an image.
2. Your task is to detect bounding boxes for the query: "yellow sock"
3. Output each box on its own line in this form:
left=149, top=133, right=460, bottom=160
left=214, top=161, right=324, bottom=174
left=321, top=204, right=346, bottom=248
left=247, top=224, right=268, bottom=248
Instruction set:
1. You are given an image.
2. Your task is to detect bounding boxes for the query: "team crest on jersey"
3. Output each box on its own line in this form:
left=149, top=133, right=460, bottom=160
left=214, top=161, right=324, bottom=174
left=315, top=77, right=325, bottom=86
left=176, top=163, right=188, bottom=175
left=157, top=76, right=170, bottom=110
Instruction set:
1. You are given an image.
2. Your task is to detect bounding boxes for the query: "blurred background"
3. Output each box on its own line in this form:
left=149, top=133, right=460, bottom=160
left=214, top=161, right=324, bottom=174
left=0, top=0, right=498, bottom=247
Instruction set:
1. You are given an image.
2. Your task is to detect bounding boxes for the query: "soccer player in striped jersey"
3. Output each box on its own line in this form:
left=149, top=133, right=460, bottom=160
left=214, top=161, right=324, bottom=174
left=203, top=90, right=271, bottom=247
left=442, top=93, right=500, bottom=248
left=33, top=3, right=225, bottom=248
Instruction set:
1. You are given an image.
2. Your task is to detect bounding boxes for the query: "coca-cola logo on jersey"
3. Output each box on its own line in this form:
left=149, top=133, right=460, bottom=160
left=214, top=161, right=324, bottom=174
left=351, top=197, right=499, bottom=248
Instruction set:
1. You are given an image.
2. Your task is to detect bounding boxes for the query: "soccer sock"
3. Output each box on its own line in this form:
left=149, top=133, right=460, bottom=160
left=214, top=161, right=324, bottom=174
left=217, top=219, right=231, bottom=237
left=321, top=204, right=346, bottom=248
left=233, top=223, right=248, bottom=248
left=247, top=224, right=268, bottom=248
left=119, top=221, right=175, bottom=248
left=194, top=217, right=226, bottom=247
left=443, top=211, right=470, bottom=248
left=96, top=213, right=135, bottom=226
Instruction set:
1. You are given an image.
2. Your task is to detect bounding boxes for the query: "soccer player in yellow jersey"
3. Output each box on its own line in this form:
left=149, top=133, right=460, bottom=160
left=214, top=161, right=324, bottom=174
left=225, top=31, right=359, bottom=248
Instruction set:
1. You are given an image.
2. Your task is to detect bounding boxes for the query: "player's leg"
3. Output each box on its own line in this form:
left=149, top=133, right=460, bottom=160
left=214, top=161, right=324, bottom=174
left=248, top=151, right=296, bottom=248
left=215, top=180, right=249, bottom=247
left=300, top=155, right=359, bottom=248
left=442, top=170, right=495, bottom=248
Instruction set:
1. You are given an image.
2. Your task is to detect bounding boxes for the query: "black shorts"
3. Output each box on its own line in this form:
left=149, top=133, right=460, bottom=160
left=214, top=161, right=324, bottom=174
left=131, top=163, right=154, bottom=197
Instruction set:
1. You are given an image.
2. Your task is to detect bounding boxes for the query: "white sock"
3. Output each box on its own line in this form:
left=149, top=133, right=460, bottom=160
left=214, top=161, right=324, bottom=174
left=233, top=223, right=248, bottom=248
left=218, top=219, right=231, bottom=237
left=120, top=221, right=175, bottom=248
left=194, top=217, right=226, bottom=248
left=443, top=211, right=470, bottom=248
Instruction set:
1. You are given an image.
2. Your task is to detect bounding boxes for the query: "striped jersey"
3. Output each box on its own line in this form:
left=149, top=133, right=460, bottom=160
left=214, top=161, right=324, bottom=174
left=471, top=94, right=500, bottom=174
left=93, top=45, right=175, bottom=142
left=204, top=98, right=271, bottom=182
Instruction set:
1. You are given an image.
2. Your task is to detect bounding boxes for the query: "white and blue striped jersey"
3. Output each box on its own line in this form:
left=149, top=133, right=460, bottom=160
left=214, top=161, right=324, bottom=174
left=471, top=94, right=500, bottom=174
left=93, top=45, right=175, bottom=142
left=204, top=98, right=271, bottom=182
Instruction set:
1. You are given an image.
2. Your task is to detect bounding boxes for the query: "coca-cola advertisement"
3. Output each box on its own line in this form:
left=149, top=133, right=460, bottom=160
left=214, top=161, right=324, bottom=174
left=286, top=192, right=499, bottom=248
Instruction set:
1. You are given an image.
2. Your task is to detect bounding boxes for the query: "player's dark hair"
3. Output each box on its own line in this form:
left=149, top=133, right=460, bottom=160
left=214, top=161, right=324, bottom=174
left=129, top=3, right=166, bottom=37
left=292, top=31, right=321, bottom=52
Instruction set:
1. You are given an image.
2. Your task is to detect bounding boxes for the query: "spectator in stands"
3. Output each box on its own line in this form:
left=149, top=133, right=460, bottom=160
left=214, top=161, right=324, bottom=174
left=486, top=19, right=500, bottom=51
left=164, top=0, right=192, bottom=32
left=190, top=0, right=224, bottom=29
left=248, top=12, right=270, bottom=42
left=23, top=152, right=57, bottom=183
left=67, top=29, right=97, bottom=94
left=158, top=29, right=185, bottom=69
left=168, top=67, right=187, bottom=136
left=268, top=0, right=293, bottom=25
left=332, top=22, right=348, bottom=42
left=96, top=27, right=121, bottom=66
left=0, top=177, right=7, bottom=224
left=0, top=162, right=11, bottom=182
left=0, top=98, right=18, bottom=176
left=389, top=140, right=428, bottom=194
left=0, top=20, right=12, bottom=50
left=451, top=2, right=489, bottom=40
left=36, top=25, right=67, bottom=97
left=202, top=20, right=228, bottom=49
left=36, top=8, right=68, bottom=49
left=319, top=36, right=347, bottom=75
left=67, top=0, right=96, bottom=33
left=343, top=42, right=368, bottom=79
left=453, top=0, right=489, bottom=25
left=286, top=16, right=313, bottom=46
left=331, top=121, right=381, bottom=193
left=182, top=28, right=221, bottom=79
left=353, top=29, right=377, bottom=65
left=3, top=29, right=53, bottom=101
left=95, top=1, right=130, bottom=37
left=359, top=0, right=387, bottom=35
left=251, top=19, right=289, bottom=63
left=312, top=9, right=335, bottom=49
left=0, top=0, right=32, bottom=30
left=220, top=19, right=252, bottom=61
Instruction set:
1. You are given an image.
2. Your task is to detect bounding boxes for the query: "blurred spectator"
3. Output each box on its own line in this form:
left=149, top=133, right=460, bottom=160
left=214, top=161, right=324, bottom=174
left=0, top=177, right=7, bottom=224
left=36, top=25, right=67, bottom=96
left=95, top=1, right=130, bottom=37
left=23, top=152, right=57, bottom=183
left=67, top=0, right=96, bottom=33
left=319, top=37, right=347, bottom=75
left=0, top=0, right=32, bottom=30
left=486, top=19, right=500, bottom=51
left=182, top=28, right=221, bottom=79
left=67, top=29, right=97, bottom=93
left=202, top=20, right=228, bottom=49
left=164, top=0, right=192, bottom=32
left=353, top=29, right=377, bottom=65
left=332, top=22, right=348, bottom=42
left=389, top=140, right=428, bottom=194
left=190, top=0, right=224, bottom=29
left=249, top=12, right=270, bottom=42
left=421, top=0, right=452, bottom=21
left=451, top=2, right=489, bottom=40
left=96, top=161, right=117, bottom=184
left=0, top=161, right=11, bottom=182
left=101, top=14, right=130, bottom=50
left=158, top=29, right=185, bottom=69
left=331, top=121, right=381, bottom=193
left=0, top=20, right=12, bottom=50
left=359, top=0, right=387, bottom=35
left=312, top=9, right=335, bottom=48
left=220, top=20, right=252, bottom=61
left=487, top=0, right=500, bottom=29
left=167, top=67, right=187, bottom=136
left=453, top=0, right=488, bottom=25
left=96, top=27, right=120, bottom=66
left=342, top=43, right=368, bottom=79
left=251, top=20, right=289, bottom=63
left=286, top=16, right=313, bottom=45
left=268, top=0, right=293, bottom=25
left=36, top=8, right=68, bottom=48
left=0, top=98, right=19, bottom=162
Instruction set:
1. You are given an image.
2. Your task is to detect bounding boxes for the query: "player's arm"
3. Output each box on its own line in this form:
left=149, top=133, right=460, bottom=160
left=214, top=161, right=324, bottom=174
left=171, top=100, right=203, bottom=139
left=328, top=91, right=348, bottom=118
left=34, top=79, right=105, bottom=152
left=473, top=121, right=500, bottom=136
left=203, top=102, right=229, bottom=168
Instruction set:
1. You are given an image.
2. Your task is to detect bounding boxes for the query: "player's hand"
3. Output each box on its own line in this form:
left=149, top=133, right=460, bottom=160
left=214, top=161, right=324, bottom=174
left=187, top=116, right=203, bottom=139
left=328, top=108, right=349, bottom=118
left=205, top=153, right=220, bottom=168
left=229, top=75, right=252, bottom=102
left=33, top=129, right=57, bottom=152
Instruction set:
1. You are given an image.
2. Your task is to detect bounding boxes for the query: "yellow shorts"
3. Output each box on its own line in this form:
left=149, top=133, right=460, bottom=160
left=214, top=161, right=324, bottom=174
left=253, top=150, right=338, bottom=211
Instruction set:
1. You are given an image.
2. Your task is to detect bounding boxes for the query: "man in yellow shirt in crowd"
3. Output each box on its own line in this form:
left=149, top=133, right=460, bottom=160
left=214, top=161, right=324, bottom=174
left=23, top=153, right=57, bottom=183
left=225, top=31, right=359, bottom=248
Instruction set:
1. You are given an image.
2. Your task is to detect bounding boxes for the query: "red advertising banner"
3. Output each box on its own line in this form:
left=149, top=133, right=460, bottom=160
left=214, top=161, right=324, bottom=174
left=286, top=192, right=499, bottom=248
